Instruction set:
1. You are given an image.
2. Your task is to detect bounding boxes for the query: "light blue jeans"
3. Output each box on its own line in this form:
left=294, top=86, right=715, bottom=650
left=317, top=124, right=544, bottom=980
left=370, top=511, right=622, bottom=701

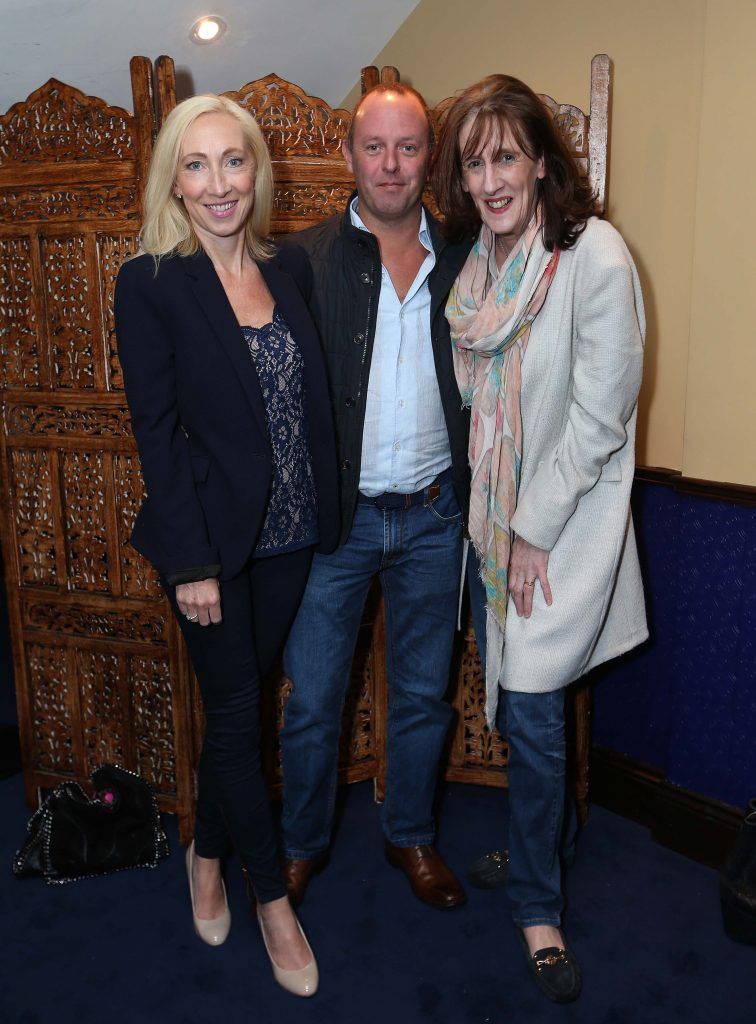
left=281, top=480, right=463, bottom=855
left=468, top=557, right=576, bottom=927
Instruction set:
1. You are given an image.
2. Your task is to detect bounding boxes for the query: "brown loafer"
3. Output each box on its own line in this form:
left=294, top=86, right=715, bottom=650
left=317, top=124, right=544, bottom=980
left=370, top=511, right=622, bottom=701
left=283, top=855, right=327, bottom=907
left=385, top=842, right=467, bottom=909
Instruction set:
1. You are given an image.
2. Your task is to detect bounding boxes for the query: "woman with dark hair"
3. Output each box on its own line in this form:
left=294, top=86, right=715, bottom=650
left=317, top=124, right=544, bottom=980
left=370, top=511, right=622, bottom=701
left=115, top=94, right=339, bottom=997
left=432, top=75, right=647, bottom=1002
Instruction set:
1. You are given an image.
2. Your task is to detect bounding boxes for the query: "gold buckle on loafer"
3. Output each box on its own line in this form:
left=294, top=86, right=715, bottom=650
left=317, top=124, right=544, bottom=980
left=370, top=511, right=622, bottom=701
left=534, top=949, right=568, bottom=970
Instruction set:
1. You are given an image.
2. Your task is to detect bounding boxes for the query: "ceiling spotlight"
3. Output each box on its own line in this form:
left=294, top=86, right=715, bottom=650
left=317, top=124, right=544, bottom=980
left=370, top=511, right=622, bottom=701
left=190, top=16, right=227, bottom=45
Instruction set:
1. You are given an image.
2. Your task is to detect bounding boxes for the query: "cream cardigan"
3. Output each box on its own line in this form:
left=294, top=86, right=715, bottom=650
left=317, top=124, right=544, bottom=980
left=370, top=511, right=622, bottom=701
left=501, top=217, right=648, bottom=692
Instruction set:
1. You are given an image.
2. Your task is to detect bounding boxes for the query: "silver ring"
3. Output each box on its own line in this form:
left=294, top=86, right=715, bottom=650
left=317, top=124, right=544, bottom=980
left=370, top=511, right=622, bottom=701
left=524, top=579, right=536, bottom=588
left=186, top=613, right=199, bottom=622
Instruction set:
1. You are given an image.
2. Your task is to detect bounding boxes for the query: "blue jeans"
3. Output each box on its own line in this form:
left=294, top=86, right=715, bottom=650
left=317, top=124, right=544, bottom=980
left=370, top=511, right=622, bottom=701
left=467, top=558, right=576, bottom=927
left=281, top=480, right=463, bottom=855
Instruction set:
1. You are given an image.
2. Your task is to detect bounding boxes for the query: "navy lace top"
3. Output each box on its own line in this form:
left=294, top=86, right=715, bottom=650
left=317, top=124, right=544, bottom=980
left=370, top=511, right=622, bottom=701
left=241, top=308, right=318, bottom=557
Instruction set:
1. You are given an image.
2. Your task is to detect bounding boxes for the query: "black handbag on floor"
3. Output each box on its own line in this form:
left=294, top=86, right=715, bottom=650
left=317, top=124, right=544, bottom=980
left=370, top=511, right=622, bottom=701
left=12, top=764, right=169, bottom=885
left=719, top=797, right=756, bottom=944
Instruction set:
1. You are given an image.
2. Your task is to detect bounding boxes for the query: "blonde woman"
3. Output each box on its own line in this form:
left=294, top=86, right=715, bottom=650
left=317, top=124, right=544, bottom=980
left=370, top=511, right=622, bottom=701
left=115, top=95, right=338, bottom=997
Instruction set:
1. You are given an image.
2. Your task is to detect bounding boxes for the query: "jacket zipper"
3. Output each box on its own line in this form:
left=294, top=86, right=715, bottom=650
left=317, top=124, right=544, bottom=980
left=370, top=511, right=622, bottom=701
left=355, top=249, right=379, bottom=403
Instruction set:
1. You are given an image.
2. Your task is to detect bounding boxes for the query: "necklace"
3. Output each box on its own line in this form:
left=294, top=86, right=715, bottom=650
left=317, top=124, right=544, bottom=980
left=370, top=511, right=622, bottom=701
left=495, top=235, right=513, bottom=261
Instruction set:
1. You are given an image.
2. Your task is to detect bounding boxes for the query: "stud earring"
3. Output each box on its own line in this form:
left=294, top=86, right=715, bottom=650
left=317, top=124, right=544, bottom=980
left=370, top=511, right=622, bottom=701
left=175, top=192, right=183, bottom=200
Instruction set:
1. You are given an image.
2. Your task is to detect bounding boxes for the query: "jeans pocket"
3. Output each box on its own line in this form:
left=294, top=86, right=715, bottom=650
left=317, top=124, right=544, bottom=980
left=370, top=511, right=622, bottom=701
left=425, top=486, right=462, bottom=524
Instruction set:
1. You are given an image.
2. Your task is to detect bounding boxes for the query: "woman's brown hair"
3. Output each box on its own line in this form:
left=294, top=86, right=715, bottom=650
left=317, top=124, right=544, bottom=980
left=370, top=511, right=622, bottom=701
left=431, top=74, right=596, bottom=251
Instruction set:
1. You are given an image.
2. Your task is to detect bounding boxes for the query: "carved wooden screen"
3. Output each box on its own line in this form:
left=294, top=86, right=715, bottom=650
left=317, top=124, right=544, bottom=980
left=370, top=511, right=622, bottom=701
left=0, top=60, right=196, bottom=836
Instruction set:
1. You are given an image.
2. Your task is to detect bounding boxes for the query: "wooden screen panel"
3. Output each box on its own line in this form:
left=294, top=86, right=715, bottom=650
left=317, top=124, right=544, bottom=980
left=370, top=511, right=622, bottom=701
left=0, top=63, right=196, bottom=838
left=223, top=73, right=354, bottom=234
left=0, top=236, right=41, bottom=388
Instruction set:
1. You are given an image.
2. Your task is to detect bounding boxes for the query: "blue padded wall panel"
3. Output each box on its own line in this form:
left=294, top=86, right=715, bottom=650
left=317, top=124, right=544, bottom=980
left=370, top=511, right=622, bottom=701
left=592, top=481, right=756, bottom=809
left=668, top=496, right=756, bottom=805
left=592, top=482, right=678, bottom=772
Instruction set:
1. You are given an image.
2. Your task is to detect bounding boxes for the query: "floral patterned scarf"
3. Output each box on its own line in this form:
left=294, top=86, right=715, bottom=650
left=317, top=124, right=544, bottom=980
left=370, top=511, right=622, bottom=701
left=446, top=216, right=560, bottom=726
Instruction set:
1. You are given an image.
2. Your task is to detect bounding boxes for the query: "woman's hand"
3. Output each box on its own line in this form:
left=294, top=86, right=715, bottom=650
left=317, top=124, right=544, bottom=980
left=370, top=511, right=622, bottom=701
left=508, top=537, right=552, bottom=618
left=175, top=578, right=222, bottom=626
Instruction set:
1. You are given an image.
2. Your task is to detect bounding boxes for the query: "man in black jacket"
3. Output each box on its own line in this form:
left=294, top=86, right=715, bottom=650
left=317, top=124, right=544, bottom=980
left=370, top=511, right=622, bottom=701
left=280, top=84, right=472, bottom=910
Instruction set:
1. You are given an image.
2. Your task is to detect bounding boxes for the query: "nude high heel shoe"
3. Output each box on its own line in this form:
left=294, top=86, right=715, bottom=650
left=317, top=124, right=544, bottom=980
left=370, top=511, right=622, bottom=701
left=257, top=909, right=318, bottom=997
left=186, top=841, right=231, bottom=946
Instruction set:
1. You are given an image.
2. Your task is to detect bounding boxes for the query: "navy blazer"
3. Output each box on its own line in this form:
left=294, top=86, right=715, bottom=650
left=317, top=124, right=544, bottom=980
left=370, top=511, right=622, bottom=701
left=114, top=244, right=340, bottom=580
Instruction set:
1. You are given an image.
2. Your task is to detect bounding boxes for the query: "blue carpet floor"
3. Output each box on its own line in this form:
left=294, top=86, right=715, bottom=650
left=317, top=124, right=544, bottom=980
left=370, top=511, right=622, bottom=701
left=1, top=775, right=754, bottom=1024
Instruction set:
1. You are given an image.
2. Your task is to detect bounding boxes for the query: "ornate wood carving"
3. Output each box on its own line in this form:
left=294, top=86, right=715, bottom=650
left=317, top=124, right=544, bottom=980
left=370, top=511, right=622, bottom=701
left=42, top=235, right=97, bottom=390
left=26, top=642, right=76, bottom=773
left=214, top=75, right=354, bottom=235
left=9, top=448, right=59, bottom=587
left=112, top=453, right=163, bottom=599
left=272, top=183, right=353, bottom=223
left=0, top=237, right=41, bottom=390
left=99, top=233, right=139, bottom=390
left=22, top=599, right=166, bottom=644
left=129, top=653, right=178, bottom=795
left=225, top=74, right=350, bottom=157
left=0, top=184, right=140, bottom=223
left=77, top=648, right=128, bottom=770
left=0, top=79, right=134, bottom=164
left=5, top=400, right=134, bottom=439
left=61, top=451, right=110, bottom=592
left=456, top=622, right=508, bottom=770
left=0, top=66, right=195, bottom=835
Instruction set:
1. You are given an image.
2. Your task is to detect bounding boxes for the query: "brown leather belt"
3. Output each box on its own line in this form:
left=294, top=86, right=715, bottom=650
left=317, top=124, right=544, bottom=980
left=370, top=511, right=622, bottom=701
left=358, top=467, right=454, bottom=510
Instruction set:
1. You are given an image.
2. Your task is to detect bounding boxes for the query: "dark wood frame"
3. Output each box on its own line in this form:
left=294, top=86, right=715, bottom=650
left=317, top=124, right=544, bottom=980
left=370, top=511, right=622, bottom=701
left=636, top=465, right=756, bottom=508
left=591, top=745, right=742, bottom=868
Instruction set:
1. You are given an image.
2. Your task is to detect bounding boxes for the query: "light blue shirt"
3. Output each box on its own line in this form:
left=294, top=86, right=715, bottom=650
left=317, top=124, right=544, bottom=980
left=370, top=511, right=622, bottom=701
left=350, top=198, right=452, bottom=496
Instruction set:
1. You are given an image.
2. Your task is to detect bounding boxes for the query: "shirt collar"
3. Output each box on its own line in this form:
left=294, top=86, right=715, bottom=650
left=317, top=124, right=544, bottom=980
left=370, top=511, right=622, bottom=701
left=349, top=196, right=433, bottom=255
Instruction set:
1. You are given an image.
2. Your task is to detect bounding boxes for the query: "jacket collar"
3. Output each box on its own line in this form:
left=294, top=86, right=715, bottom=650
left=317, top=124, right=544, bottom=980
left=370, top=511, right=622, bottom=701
left=179, top=250, right=268, bottom=435
left=339, top=189, right=443, bottom=251
left=338, top=189, right=471, bottom=300
left=179, top=248, right=320, bottom=428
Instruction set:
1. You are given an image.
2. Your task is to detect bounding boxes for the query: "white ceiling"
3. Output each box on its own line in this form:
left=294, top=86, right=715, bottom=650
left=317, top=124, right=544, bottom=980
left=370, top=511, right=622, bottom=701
left=1, top=0, right=420, bottom=115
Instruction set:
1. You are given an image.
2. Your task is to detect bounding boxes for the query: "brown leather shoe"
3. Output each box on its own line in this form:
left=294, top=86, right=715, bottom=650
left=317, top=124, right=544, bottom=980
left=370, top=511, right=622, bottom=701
left=282, top=855, right=326, bottom=907
left=385, top=842, right=467, bottom=909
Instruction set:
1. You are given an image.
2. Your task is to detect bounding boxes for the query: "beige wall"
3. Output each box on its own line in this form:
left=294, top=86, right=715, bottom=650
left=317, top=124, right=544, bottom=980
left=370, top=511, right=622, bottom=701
left=684, top=0, right=756, bottom=483
left=344, top=0, right=756, bottom=485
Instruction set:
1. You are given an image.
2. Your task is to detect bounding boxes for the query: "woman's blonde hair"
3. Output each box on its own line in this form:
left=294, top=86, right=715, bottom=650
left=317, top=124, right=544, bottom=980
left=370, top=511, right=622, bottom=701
left=140, top=94, right=275, bottom=261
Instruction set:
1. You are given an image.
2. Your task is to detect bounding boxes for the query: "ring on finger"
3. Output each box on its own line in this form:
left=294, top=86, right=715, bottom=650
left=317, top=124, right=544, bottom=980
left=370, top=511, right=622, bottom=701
left=524, top=579, right=536, bottom=588
left=185, top=612, right=199, bottom=622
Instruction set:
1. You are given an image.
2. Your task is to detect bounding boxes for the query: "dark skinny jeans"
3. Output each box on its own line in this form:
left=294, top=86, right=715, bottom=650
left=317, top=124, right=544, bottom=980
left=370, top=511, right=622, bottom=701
left=166, top=546, right=313, bottom=904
